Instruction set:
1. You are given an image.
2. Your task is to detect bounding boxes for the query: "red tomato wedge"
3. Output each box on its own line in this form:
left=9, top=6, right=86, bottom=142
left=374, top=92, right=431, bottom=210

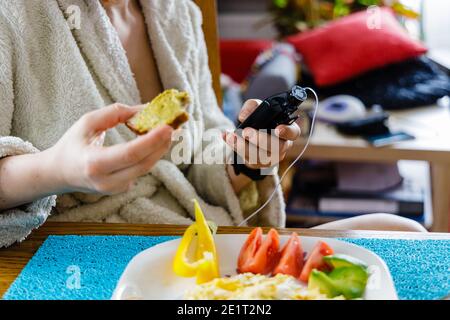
left=237, top=227, right=262, bottom=272
left=272, top=232, right=304, bottom=278
left=237, top=228, right=280, bottom=275
left=299, top=241, right=334, bottom=283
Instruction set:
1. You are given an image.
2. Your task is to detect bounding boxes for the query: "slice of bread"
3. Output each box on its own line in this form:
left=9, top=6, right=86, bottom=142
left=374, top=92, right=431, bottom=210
left=127, top=89, right=190, bottom=134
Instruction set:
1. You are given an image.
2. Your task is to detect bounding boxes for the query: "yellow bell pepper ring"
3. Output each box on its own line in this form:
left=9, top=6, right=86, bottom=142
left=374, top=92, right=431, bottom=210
left=172, top=224, right=198, bottom=277
left=173, top=200, right=220, bottom=284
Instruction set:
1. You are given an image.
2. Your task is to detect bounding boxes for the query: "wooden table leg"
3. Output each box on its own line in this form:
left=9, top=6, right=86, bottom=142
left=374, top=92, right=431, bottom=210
left=431, top=163, right=450, bottom=232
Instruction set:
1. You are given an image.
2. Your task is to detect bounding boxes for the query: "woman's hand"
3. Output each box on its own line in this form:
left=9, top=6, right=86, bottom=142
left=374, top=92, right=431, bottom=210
left=49, top=103, right=173, bottom=195
left=223, top=99, right=301, bottom=193
left=0, top=103, right=173, bottom=210
left=224, top=99, right=301, bottom=169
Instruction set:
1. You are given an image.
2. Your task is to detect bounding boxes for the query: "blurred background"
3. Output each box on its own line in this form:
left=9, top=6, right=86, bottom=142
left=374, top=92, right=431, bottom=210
left=215, top=0, right=450, bottom=231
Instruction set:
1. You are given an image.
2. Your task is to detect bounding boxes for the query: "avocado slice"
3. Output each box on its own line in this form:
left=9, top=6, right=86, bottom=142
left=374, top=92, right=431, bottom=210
left=308, top=265, right=369, bottom=299
left=323, top=254, right=368, bottom=270
left=308, top=269, right=341, bottom=298
left=328, top=266, right=369, bottom=299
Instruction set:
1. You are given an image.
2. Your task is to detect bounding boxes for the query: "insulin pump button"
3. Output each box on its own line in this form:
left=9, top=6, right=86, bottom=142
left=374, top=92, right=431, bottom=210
left=292, top=87, right=307, bottom=101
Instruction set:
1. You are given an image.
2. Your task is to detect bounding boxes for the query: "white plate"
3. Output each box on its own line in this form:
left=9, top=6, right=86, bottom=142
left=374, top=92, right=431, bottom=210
left=112, top=235, right=398, bottom=300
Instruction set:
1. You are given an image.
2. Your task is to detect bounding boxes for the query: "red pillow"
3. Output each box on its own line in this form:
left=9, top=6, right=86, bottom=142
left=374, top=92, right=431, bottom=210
left=220, top=40, right=273, bottom=84
left=286, top=8, right=427, bottom=87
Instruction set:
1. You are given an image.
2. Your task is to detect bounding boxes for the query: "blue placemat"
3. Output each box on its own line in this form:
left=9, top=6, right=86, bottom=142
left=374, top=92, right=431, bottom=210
left=3, top=235, right=449, bottom=300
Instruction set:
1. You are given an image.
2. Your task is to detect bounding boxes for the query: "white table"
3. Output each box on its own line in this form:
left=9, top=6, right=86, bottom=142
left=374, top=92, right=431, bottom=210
left=287, top=104, right=450, bottom=232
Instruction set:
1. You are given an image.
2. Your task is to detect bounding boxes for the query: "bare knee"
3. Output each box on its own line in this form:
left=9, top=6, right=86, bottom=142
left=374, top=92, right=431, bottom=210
left=314, top=213, right=427, bottom=232
left=367, top=213, right=427, bottom=232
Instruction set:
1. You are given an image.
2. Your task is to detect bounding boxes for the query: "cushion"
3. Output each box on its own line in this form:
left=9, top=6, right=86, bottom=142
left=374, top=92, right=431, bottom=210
left=220, top=39, right=273, bottom=84
left=286, top=8, right=427, bottom=87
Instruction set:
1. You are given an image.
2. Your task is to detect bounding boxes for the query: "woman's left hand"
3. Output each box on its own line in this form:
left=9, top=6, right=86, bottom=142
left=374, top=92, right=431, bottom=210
left=223, top=99, right=301, bottom=170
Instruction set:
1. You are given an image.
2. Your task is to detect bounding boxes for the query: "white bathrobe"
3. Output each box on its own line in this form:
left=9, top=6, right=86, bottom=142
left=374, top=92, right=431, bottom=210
left=0, top=0, right=285, bottom=247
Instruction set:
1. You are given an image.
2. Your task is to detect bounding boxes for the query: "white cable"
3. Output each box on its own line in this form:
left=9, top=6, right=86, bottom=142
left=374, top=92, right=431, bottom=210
left=238, top=87, right=319, bottom=226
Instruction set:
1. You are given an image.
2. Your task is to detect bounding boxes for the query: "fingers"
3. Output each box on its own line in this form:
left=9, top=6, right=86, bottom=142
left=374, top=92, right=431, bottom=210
left=224, top=132, right=273, bottom=169
left=275, top=123, right=301, bottom=141
left=241, top=127, right=288, bottom=154
left=79, top=103, right=143, bottom=138
left=108, top=139, right=172, bottom=187
left=238, top=99, right=262, bottom=123
left=88, top=125, right=173, bottom=174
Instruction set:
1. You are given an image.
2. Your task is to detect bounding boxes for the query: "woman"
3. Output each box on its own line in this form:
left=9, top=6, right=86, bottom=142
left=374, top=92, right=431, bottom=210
left=0, top=0, right=425, bottom=248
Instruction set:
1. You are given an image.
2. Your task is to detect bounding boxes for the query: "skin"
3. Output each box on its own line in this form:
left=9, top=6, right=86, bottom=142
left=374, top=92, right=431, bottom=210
left=0, top=0, right=300, bottom=210
left=0, top=104, right=173, bottom=210
left=102, top=0, right=163, bottom=103
left=313, top=213, right=427, bottom=232
left=224, top=99, right=300, bottom=193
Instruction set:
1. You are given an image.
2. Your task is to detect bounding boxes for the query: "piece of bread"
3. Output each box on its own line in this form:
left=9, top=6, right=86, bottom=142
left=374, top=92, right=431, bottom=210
left=127, top=89, right=190, bottom=134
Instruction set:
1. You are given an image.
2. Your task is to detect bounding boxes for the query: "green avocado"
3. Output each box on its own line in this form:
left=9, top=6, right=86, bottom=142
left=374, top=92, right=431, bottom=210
left=308, top=270, right=341, bottom=298
left=308, top=265, right=369, bottom=299
left=323, top=254, right=368, bottom=270
left=328, top=266, right=369, bottom=299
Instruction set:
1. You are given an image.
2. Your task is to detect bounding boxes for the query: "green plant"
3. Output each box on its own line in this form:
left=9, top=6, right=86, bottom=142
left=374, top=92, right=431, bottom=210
left=269, top=0, right=419, bottom=38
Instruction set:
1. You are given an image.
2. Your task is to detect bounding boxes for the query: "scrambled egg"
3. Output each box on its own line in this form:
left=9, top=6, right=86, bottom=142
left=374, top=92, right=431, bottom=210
left=184, top=273, right=343, bottom=300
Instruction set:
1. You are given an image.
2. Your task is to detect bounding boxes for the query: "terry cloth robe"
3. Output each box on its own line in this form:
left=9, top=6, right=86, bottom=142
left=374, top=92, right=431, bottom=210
left=0, top=0, right=285, bottom=248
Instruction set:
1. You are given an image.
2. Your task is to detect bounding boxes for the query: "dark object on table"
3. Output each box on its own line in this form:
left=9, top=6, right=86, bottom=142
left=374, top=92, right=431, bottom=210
left=335, top=112, right=415, bottom=147
left=365, top=132, right=415, bottom=147
left=303, top=56, right=450, bottom=110
left=335, top=112, right=390, bottom=136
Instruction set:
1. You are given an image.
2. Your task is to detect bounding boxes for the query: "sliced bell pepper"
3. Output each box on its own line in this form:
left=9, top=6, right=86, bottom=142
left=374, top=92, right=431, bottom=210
left=237, top=228, right=280, bottom=275
left=173, top=200, right=220, bottom=284
left=272, top=232, right=304, bottom=278
left=299, top=240, right=334, bottom=282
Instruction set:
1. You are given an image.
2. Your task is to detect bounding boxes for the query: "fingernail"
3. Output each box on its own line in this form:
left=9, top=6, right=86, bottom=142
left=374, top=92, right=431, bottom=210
left=275, top=128, right=284, bottom=137
left=227, top=133, right=235, bottom=145
left=244, top=128, right=254, bottom=139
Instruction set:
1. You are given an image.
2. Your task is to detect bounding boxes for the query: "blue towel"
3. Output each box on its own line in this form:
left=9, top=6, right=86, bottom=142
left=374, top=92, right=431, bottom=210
left=3, top=235, right=449, bottom=300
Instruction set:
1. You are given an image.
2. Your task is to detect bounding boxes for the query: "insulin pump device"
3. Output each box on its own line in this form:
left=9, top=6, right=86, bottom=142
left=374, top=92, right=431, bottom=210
left=237, top=85, right=308, bottom=130
left=232, top=85, right=308, bottom=180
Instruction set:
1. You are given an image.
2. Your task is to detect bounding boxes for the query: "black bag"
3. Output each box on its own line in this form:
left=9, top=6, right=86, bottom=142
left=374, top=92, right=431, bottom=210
left=302, top=56, right=450, bottom=110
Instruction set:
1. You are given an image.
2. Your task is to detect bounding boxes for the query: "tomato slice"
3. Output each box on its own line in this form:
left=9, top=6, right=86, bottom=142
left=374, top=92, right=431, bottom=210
left=299, top=241, right=334, bottom=283
left=237, top=227, right=262, bottom=273
left=272, top=232, right=304, bottom=278
left=257, top=228, right=280, bottom=274
left=237, top=228, right=280, bottom=275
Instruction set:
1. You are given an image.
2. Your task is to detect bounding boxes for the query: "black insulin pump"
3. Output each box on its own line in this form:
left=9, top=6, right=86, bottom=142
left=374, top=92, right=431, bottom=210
left=232, top=85, right=308, bottom=180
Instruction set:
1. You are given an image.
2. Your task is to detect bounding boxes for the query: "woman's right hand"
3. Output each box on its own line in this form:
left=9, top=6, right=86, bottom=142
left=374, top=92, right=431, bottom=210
left=47, top=103, right=173, bottom=195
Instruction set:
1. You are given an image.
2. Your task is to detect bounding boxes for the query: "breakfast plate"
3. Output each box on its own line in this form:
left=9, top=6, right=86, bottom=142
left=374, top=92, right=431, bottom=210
left=112, top=234, right=398, bottom=300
